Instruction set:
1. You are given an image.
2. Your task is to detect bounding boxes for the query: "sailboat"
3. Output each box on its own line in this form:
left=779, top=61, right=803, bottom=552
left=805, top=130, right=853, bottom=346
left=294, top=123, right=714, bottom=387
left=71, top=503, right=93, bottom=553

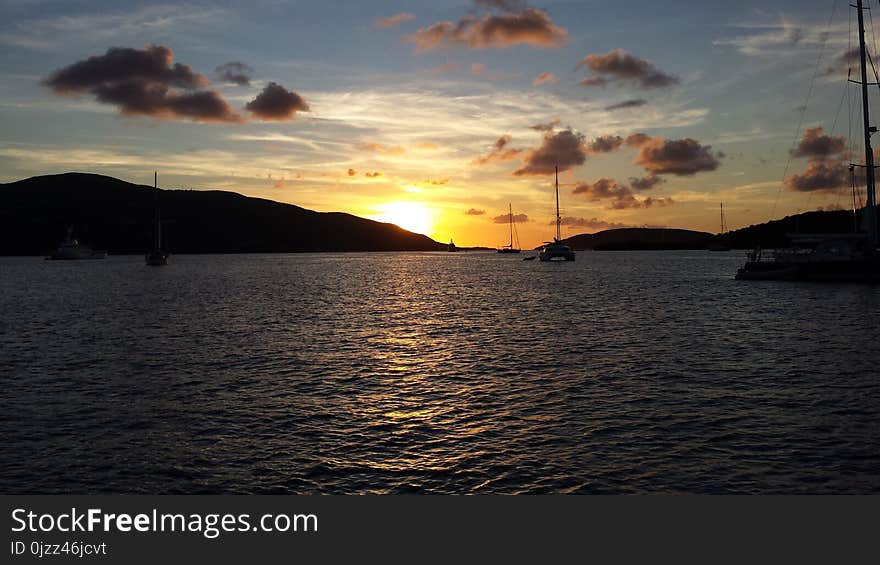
left=47, top=226, right=106, bottom=260
left=736, top=0, right=879, bottom=281
left=145, top=172, right=169, bottom=266
left=447, top=238, right=458, bottom=252
left=497, top=203, right=521, bottom=254
left=708, top=202, right=731, bottom=251
left=538, top=166, right=575, bottom=262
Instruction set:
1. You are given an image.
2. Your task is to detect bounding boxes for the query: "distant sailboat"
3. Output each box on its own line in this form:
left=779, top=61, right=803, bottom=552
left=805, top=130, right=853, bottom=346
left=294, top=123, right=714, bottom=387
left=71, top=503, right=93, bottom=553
left=447, top=238, right=458, bottom=252
left=708, top=202, right=731, bottom=251
left=538, top=166, right=575, bottom=262
left=145, top=172, right=169, bottom=266
left=47, top=226, right=106, bottom=260
left=497, top=203, right=521, bottom=254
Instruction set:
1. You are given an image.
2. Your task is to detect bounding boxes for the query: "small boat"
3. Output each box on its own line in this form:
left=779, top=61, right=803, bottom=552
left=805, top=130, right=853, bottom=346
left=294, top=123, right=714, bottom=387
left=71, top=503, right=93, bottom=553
left=447, top=238, right=458, bottom=252
left=497, top=203, right=521, bottom=254
left=145, top=172, right=169, bottom=266
left=522, top=255, right=536, bottom=261
left=708, top=202, right=731, bottom=251
left=47, top=227, right=106, bottom=260
left=736, top=0, right=878, bottom=282
left=538, top=166, right=575, bottom=262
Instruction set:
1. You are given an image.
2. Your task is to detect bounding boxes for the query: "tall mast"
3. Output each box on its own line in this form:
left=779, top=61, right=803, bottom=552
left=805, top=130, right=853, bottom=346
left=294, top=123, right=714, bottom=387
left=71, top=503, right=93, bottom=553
left=555, top=165, right=561, bottom=242
left=154, top=171, right=161, bottom=250
left=508, top=202, right=513, bottom=248
left=857, top=0, right=877, bottom=245
left=720, top=202, right=725, bottom=234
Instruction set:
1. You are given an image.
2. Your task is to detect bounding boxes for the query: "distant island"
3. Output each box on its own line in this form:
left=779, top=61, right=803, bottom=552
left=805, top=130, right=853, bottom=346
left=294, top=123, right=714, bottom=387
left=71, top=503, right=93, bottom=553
left=562, top=228, right=711, bottom=251
left=1, top=172, right=875, bottom=255
left=561, top=210, right=877, bottom=251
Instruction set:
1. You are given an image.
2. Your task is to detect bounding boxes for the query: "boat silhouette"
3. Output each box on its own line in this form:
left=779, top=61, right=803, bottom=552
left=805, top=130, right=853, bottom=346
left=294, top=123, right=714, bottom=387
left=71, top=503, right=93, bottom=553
left=736, top=0, right=879, bottom=282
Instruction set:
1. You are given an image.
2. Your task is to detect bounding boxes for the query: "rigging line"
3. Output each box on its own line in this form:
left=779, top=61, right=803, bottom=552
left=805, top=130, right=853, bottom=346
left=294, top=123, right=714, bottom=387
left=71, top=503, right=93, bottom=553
left=830, top=74, right=850, bottom=135
left=768, top=0, right=839, bottom=222
left=826, top=80, right=853, bottom=211
left=869, top=0, right=880, bottom=73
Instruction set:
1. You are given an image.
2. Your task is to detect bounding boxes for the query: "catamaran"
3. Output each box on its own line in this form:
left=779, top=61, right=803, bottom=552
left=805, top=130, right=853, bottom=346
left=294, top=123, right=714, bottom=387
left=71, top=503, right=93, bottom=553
left=538, top=166, right=575, bottom=262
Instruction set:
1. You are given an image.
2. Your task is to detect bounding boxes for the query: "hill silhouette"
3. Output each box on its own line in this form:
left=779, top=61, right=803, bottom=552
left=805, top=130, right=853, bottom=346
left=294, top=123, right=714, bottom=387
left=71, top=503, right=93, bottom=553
left=562, top=228, right=711, bottom=250
left=0, top=173, right=446, bottom=255
left=560, top=208, right=877, bottom=250
left=718, top=208, right=875, bottom=249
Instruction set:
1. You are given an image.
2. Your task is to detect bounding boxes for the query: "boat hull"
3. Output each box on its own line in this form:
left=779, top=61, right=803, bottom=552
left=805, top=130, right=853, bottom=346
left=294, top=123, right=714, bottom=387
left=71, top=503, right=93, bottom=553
left=736, top=259, right=880, bottom=282
left=497, top=248, right=520, bottom=254
left=538, top=247, right=575, bottom=261
left=47, top=248, right=106, bottom=260
left=145, top=250, right=169, bottom=266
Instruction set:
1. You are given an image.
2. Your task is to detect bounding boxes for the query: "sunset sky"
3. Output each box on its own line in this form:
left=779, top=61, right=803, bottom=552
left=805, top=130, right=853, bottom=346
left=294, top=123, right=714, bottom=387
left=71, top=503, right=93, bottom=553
left=0, top=0, right=874, bottom=247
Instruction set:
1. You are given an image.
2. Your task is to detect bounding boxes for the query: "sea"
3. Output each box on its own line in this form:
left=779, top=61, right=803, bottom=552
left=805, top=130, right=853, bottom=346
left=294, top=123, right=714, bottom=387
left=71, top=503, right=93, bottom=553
left=1, top=251, right=878, bottom=494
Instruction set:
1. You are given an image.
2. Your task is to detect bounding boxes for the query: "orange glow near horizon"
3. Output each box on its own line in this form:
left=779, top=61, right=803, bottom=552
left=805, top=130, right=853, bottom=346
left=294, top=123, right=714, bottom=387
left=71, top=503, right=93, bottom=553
left=370, top=201, right=436, bottom=237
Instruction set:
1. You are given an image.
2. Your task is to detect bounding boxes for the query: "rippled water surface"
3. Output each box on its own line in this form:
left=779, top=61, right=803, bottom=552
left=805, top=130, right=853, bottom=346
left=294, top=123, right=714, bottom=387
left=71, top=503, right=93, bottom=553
left=1, top=251, right=879, bottom=493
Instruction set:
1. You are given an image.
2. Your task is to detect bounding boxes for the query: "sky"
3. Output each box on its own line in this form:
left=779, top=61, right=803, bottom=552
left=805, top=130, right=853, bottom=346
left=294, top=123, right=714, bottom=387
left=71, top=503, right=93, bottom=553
left=1, top=0, right=877, bottom=247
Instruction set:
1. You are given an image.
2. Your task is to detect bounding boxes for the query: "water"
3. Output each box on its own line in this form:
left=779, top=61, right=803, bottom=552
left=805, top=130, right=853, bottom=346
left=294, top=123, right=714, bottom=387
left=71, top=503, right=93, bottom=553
left=1, top=251, right=878, bottom=494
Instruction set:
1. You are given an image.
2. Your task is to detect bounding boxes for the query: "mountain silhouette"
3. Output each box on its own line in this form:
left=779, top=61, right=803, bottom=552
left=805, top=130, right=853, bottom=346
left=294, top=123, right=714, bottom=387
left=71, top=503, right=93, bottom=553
left=0, top=173, right=445, bottom=255
left=562, top=228, right=711, bottom=250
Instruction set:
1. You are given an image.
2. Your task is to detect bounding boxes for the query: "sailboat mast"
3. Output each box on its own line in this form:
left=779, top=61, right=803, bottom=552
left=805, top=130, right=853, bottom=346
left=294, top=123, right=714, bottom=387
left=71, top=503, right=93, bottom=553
left=555, top=165, right=561, bottom=241
left=856, top=0, right=878, bottom=245
left=720, top=202, right=725, bottom=234
left=154, top=171, right=161, bottom=250
left=509, top=202, right=513, bottom=248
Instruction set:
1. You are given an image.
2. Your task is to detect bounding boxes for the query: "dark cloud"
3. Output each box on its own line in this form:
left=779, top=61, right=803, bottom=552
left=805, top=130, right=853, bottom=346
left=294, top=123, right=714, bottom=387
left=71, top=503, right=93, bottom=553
left=532, top=72, right=558, bottom=86
left=625, top=132, right=651, bottom=147
left=587, top=135, right=624, bottom=154
left=628, top=173, right=665, bottom=191
left=44, top=45, right=207, bottom=93
left=513, top=129, right=586, bottom=175
left=475, top=134, right=523, bottom=165
left=573, top=177, right=675, bottom=209
left=573, top=177, right=630, bottom=200
left=578, top=48, right=678, bottom=89
left=785, top=160, right=848, bottom=192
left=493, top=212, right=529, bottom=223
left=791, top=127, right=846, bottom=159
left=605, top=98, right=647, bottom=111
left=365, top=171, right=383, bottom=178
left=347, top=168, right=357, bottom=176
left=214, top=61, right=253, bottom=86
left=43, top=45, right=240, bottom=122
left=466, top=208, right=486, bottom=215
left=643, top=196, right=675, bottom=207
left=530, top=118, right=560, bottom=132
left=634, top=136, right=721, bottom=176
left=245, top=82, right=309, bottom=120
left=607, top=194, right=642, bottom=209
left=376, top=12, right=416, bottom=28
left=405, top=7, right=567, bottom=52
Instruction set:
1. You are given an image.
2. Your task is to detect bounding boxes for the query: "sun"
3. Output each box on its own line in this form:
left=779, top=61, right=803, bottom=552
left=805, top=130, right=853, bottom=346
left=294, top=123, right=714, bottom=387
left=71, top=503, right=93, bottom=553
left=370, top=201, right=435, bottom=236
